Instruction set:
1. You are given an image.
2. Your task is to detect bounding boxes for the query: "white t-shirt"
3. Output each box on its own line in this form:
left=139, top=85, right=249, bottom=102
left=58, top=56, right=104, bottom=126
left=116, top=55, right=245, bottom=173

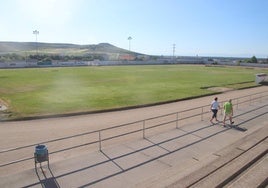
left=211, top=100, right=219, bottom=110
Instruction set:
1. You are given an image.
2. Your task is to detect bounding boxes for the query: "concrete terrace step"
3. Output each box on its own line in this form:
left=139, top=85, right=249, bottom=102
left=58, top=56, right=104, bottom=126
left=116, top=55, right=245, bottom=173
left=167, top=126, right=268, bottom=188
left=226, top=154, right=268, bottom=188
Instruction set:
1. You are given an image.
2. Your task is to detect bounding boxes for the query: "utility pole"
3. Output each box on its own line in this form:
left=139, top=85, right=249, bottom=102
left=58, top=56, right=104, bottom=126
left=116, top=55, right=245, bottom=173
left=33, top=30, right=39, bottom=55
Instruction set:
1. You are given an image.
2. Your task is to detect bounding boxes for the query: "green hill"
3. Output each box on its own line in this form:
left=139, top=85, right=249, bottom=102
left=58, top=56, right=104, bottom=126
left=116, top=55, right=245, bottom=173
left=0, top=41, right=145, bottom=61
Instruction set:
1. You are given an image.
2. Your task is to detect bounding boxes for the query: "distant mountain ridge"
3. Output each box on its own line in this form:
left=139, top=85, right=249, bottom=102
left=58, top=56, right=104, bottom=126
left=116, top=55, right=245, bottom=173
left=0, top=41, right=142, bottom=55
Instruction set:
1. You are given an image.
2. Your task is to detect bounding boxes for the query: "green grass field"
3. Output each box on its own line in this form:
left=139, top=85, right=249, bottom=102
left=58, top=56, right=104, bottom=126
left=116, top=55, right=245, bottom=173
left=0, top=65, right=267, bottom=119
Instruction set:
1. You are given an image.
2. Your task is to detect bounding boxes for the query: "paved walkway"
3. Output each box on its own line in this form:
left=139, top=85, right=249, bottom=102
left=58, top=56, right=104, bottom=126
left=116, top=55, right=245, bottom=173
left=0, top=86, right=267, bottom=187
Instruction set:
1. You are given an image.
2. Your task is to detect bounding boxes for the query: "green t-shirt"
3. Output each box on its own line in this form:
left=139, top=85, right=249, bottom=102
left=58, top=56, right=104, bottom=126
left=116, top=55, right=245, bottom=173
left=224, top=102, right=232, bottom=114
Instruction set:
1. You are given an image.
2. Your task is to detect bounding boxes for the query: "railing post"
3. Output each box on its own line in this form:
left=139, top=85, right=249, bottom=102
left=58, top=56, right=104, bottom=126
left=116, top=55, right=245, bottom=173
left=176, top=112, right=179, bottom=129
left=99, top=131, right=102, bottom=151
left=143, top=120, right=145, bottom=139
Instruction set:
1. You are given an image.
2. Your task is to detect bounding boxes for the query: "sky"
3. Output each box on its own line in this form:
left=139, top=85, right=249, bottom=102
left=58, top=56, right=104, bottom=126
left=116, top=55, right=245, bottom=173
left=0, top=0, right=267, bottom=58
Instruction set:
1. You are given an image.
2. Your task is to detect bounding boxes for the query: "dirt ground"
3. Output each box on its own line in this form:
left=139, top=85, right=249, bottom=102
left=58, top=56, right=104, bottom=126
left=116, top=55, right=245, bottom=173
left=0, top=86, right=267, bottom=151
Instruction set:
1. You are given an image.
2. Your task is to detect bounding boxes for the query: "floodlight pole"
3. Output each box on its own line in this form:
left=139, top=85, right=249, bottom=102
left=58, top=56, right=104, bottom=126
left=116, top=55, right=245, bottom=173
left=128, top=36, right=132, bottom=51
left=33, top=30, right=39, bottom=55
left=127, top=36, right=132, bottom=61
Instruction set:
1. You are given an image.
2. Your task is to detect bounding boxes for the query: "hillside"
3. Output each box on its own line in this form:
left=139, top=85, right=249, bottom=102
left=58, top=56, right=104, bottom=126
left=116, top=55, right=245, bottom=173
left=0, top=41, right=145, bottom=61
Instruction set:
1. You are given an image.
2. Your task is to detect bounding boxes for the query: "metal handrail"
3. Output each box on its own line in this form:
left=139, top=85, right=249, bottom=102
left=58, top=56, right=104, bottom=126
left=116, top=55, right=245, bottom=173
left=1, top=90, right=267, bottom=167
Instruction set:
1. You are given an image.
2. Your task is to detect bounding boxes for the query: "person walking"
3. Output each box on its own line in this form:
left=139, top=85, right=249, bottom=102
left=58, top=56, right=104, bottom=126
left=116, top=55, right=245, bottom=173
left=223, top=99, right=234, bottom=127
left=210, top=97, right=220, bottom=124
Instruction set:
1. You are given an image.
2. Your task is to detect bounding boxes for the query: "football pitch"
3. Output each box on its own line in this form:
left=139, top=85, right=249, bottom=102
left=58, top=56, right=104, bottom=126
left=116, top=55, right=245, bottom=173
left=0, top=65, right=267, bottom=119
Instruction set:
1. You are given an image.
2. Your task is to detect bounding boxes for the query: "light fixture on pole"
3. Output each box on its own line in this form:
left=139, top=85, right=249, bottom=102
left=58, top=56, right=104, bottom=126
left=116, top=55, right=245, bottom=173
left=33, top=30, right=39, bottom=55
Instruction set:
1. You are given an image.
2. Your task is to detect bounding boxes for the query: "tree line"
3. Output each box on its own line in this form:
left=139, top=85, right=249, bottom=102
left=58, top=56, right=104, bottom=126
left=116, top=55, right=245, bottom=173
left=0, top=53, right=267, bottom=64
left=0, top=53, right=105, bottom=62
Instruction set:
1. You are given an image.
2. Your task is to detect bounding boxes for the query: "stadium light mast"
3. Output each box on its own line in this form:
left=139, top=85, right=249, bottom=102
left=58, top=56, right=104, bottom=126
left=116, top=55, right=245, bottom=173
left=128, top=36, right=132, bottom=51
left=33, top=30, right=39, bottom=54
left=173, top=44, right=176, bottom=63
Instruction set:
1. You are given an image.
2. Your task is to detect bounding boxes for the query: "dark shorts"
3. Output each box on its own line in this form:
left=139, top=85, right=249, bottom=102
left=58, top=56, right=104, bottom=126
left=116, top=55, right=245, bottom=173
left=211, top=109, right=218, bottom=118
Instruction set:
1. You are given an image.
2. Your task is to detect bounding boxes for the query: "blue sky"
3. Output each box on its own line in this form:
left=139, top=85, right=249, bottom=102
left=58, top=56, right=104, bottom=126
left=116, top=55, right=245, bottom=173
left=1, top=0, right=267, bottom=57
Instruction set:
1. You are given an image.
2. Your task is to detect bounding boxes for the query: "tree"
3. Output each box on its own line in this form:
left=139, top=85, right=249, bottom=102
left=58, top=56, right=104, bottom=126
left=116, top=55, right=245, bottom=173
left=251, top=56, right=258, bottom=63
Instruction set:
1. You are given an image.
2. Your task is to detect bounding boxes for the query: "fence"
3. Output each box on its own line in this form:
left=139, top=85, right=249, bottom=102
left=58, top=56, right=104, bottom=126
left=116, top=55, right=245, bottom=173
left=1, top=90, right=268, bottom=170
